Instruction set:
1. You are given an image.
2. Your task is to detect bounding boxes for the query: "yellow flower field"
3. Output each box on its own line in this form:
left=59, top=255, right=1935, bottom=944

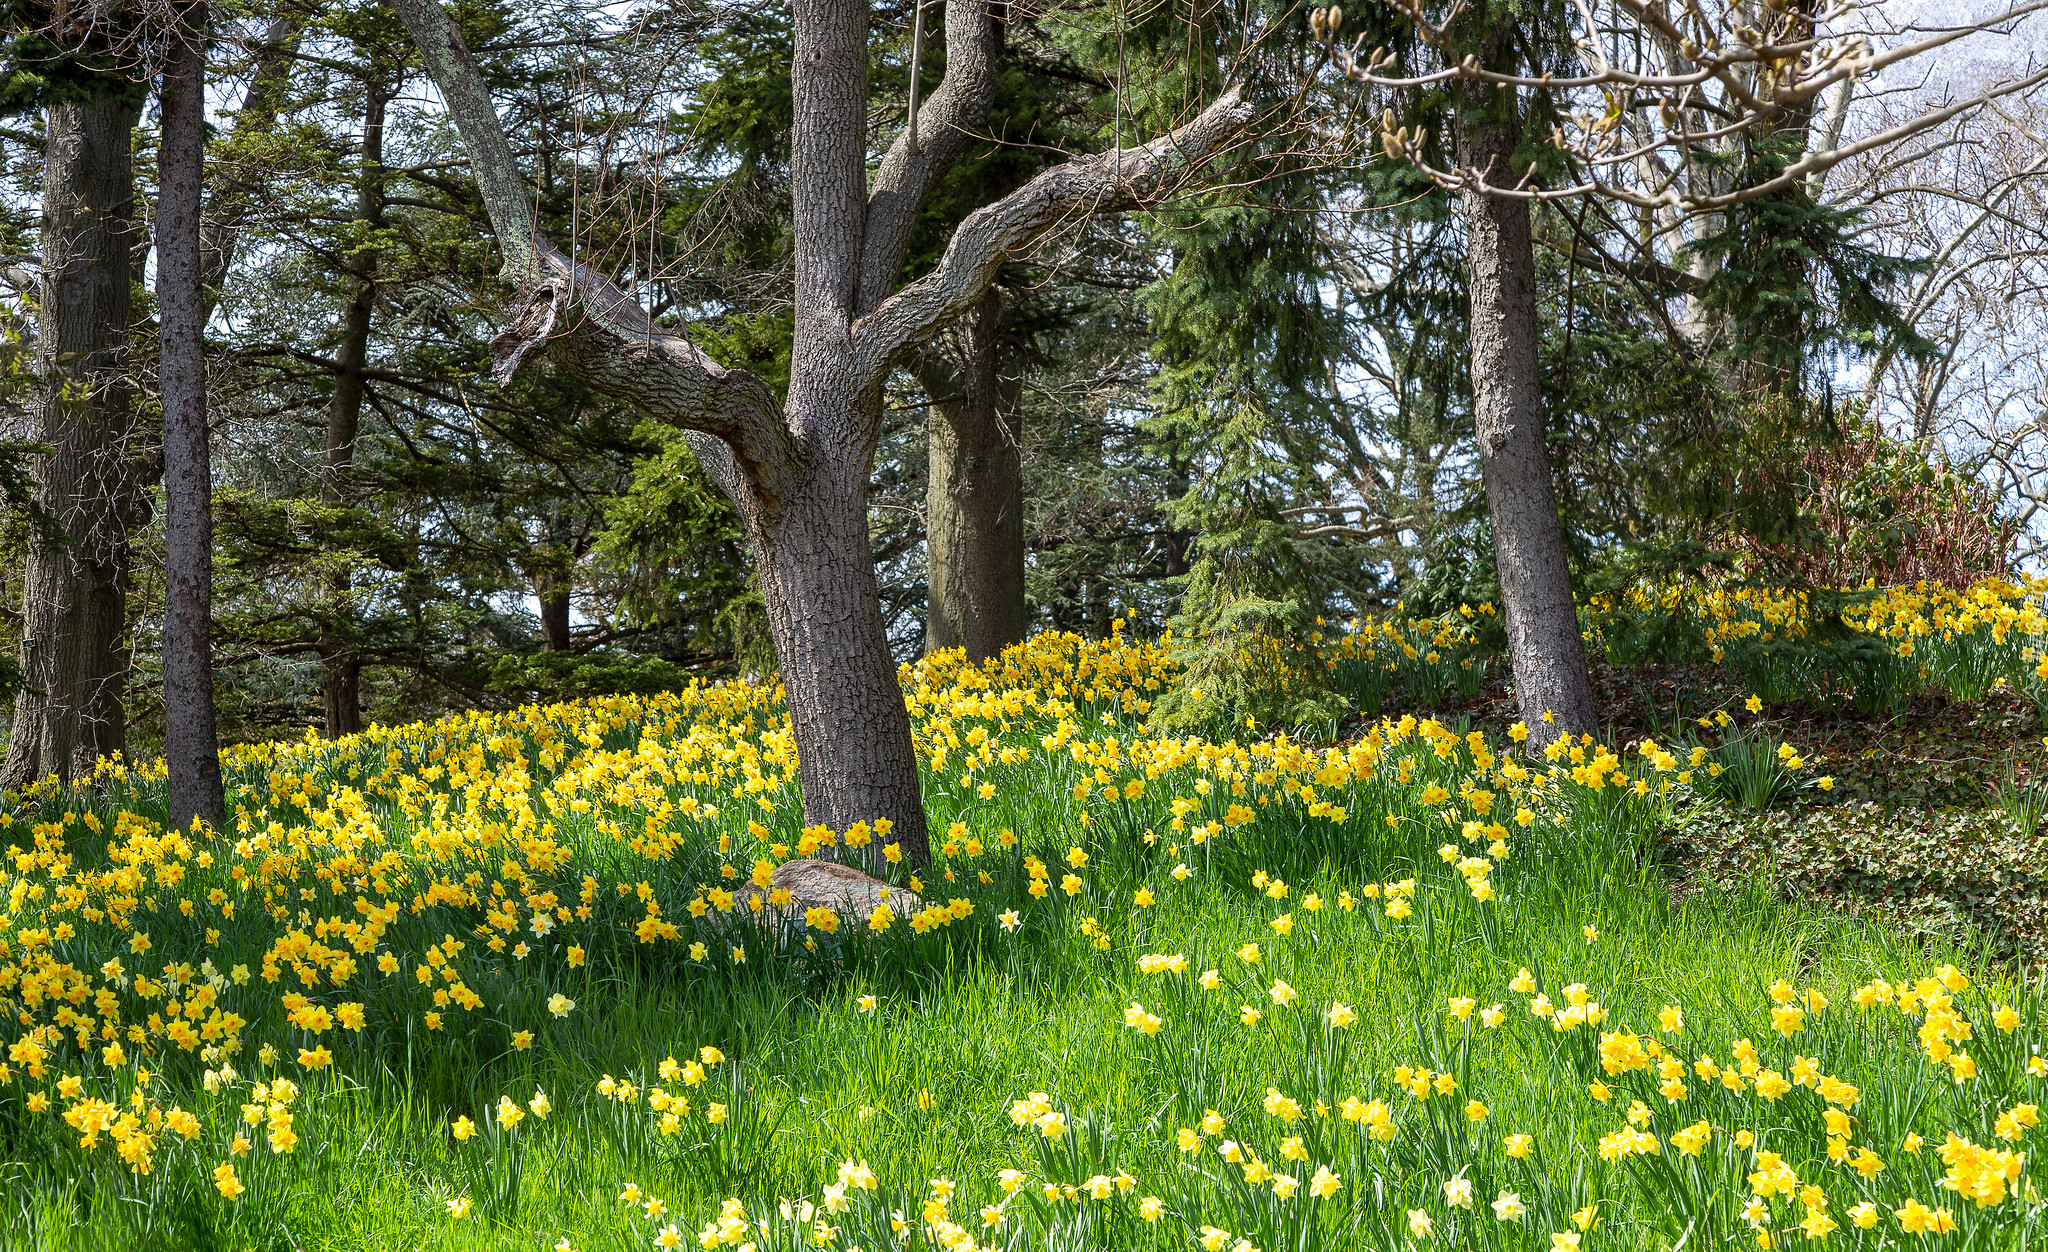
left=4, top=579, right=2047, bottom=1248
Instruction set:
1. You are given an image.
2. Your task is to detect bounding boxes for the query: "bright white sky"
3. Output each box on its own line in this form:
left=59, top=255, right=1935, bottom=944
left=1867, top=0, right=2048, bottom=82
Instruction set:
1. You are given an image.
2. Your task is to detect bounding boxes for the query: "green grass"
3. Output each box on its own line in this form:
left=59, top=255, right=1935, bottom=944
left=0, top=630, right=2037, bottom=1251
left=0, top=795, right=1962, bottom=1250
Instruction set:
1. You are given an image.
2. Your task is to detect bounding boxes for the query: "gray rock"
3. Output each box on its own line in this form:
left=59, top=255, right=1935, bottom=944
left=736, top=857, right=927, bottom=930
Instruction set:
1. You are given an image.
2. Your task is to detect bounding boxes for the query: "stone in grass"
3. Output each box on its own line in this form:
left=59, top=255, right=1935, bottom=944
left=737, top=858, right=926, bottom=932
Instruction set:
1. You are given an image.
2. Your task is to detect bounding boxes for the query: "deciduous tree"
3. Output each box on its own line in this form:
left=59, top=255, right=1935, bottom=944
left=393, top=0, right=1254, bottom=861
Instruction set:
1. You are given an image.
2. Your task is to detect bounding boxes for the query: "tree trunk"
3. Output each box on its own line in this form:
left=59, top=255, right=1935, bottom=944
left=532, top=498, right=575, bottom=652
left=1161, top=454, right=1193, bottom=579
left=160, top=5, right=226, bottom=827
left=750, top=407, right=931, bottom=862
left=73, top=556, right=132, bottom=774
left=536, top=574, right=572, bottom=651
left=0, top=96, right=145, bottom=791
left=318, top=78, right=386, bottom=739
left=921, top=289, right=1026, bottom=662
left=321, top=653, right=361, bottom=738
left=1456, top=24, right=1598, bottom=744
left=320, top=270, right=370, bottom=736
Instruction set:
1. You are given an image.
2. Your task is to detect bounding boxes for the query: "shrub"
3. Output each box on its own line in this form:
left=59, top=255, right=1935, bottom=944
left=1724, top=407, right=2013, bottom=589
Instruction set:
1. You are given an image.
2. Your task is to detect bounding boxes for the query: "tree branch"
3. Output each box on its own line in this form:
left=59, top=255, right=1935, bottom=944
left=857, top=0, right=1001, bottom=316
left=1320, top=0, right=2048, bottom=215
left=201, top=12, right=305, bottom=299
left=389, top=0, right=798, bottom=514
left=391, top=0, right=540, bottom=273
left=853, top=83, right=1254, bottom=379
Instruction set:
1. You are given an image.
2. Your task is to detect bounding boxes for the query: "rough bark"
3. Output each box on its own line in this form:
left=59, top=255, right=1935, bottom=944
left=1455, top=22, right=1598, bottom=744
left=72, top=554, right=131, bottom=773
left=0, top=96, right=146, bottom=791
left=160, top=5, right=226, bottom=827
left=321, top=656, right=362, bottom=738
left=537, top=577, right=572, bottom=651
left=921, top=289, right=1025, bottom=661
left=391, top=0, right=1252, bottom=863
left=534, top=502, right=575, bottom=651
left=319, top=77, right=387, bottom=740
left=753, top=425, right=933, bottom=846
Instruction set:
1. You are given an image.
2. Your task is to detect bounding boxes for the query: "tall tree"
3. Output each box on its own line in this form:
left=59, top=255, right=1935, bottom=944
left=902, top=15, right=1100, bottom=662
left=393, top=0, right=1251, bottom=862
left=160, top=0, right=225, bottom=826
left=0, top=92, right=147, bottom=789
left=1315, top=0, right=2045, bottom=737
left=200, top=1, right=663, bottom=734
left=1448, top=12, right=1597, bottom=739
left=0, top=3, right=300, bottom=785
left=315, top=61, right=392, bottom=737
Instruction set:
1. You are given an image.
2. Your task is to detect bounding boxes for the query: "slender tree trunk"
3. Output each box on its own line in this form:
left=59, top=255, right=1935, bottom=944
left=531, top=499, right=575, bottom=652
left=319, top=78, right=386, bottom=739
left=921, top=289, right=1026, bottom=662
left=321, top=278, right=370, bottom=737
left=1161, top=454, right=1193, bottom=579
left=1, top=97, right=144, bottom=791
left=1455, top=21, right=1598, bottom=744
left=160, top=5, right=226, bottom=827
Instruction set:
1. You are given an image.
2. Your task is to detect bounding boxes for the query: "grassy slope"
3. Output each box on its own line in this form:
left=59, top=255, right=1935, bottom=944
left=19, top=790, right=1937, bottom=1252
left=4, top=633, right=2035, bottom=1252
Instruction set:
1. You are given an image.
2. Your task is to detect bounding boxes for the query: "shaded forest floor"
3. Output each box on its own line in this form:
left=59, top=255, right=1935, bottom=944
left=1400, top=660, right=2048, bottom=967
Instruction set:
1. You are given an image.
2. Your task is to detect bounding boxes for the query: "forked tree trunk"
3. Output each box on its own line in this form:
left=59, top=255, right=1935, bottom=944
left=393, top=0, right=1249, bottom=866
left=1456, top=22, right=1598, bottom=744
left=921, top=289, right=1026, bottom=662
left=160, top=6, right=226, bottom=827
left=1, top=96, right=145, bottom=791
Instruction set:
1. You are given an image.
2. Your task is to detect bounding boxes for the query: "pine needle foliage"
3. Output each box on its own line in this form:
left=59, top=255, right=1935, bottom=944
left=1144, top=195, right=1352, bottom=738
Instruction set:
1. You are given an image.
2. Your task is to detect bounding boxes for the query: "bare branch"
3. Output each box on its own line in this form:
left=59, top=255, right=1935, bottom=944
left=858, top=0, right=1001, bottom=316
left=1314, top=0, right=2048, bottom=215
left=853, top=83, right=1254, bottom=377
left=201, top=12, right=306, bottom=298
left=389, top=0, right=798, bottom=512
